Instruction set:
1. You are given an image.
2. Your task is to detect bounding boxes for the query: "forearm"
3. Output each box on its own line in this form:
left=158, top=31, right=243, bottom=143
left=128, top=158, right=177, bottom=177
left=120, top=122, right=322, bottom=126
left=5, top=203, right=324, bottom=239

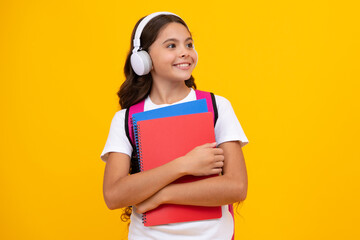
left=162, top=174, right=247, bottom=206
left=105, top=157, right=186, bottom=209
left=134, top=173, right=247, bottom=214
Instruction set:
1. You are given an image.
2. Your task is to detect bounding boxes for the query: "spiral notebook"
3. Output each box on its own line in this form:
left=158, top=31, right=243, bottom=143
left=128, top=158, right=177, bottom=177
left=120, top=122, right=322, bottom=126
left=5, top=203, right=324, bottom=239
left=135, top=112, right=222, bottom=226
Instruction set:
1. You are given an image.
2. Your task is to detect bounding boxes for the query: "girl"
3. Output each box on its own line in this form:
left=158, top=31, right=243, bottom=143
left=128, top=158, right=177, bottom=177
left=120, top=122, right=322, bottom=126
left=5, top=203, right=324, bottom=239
left=101, top=12, right=249, bottom=239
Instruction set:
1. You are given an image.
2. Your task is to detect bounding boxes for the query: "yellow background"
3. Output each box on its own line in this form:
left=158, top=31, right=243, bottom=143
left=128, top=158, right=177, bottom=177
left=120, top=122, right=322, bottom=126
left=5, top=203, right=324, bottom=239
left=1, top=0, right=359, bottom=239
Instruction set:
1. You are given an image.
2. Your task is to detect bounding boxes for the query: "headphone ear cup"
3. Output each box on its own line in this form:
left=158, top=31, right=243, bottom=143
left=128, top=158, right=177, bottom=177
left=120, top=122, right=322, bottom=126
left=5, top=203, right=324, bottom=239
left=130, top=50, right=152, bottom=76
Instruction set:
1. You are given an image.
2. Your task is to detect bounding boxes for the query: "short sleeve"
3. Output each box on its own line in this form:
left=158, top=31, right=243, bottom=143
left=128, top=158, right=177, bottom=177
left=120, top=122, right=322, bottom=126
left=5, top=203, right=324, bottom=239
left=100, top=109, right=133, bottom=162
left=214, top=95, right=249, bottom=147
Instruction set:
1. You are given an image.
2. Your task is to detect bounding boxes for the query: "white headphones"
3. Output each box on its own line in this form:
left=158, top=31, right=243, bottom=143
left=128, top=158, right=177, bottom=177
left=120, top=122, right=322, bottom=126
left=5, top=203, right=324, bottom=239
left=130, top=12, right=197, bottom=76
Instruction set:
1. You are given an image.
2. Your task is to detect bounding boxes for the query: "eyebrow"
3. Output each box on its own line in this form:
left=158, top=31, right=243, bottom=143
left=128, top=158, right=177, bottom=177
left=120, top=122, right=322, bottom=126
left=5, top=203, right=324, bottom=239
left=162, top=37, right=193, bottom=45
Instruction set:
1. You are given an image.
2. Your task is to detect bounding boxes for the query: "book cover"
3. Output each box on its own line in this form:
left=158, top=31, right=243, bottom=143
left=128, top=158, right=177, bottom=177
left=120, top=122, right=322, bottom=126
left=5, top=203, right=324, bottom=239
left=136, top=112, right=222, bottom=226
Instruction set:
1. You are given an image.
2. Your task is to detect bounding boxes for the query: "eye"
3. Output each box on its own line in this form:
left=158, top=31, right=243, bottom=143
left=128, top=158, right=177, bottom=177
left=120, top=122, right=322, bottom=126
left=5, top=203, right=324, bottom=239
left=186, top=42, right=194, bottom=48
left=167, top=43, right=176, bottom=49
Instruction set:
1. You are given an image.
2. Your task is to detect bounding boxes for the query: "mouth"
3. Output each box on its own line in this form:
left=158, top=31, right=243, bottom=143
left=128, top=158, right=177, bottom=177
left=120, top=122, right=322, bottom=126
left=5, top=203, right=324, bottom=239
left=173, top=62, right=192, bottom=70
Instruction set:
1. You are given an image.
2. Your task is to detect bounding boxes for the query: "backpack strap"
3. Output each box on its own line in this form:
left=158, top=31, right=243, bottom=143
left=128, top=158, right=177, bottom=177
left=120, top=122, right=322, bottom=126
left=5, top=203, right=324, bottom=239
left=125, top=99, right=145, bottom=174
left=125, top=99, right=145, bottom=149
left=194, top=90, right=218, bottom=126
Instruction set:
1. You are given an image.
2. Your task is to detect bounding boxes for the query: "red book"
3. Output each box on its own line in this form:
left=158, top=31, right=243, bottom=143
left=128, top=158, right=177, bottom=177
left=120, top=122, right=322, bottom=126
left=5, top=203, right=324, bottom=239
left=135, top=112, right=222, bottom=226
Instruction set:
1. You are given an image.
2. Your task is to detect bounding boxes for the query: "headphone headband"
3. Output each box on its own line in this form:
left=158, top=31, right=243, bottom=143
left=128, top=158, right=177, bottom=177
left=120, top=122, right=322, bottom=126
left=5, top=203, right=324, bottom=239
left=132, top=12, right=180, bottom=53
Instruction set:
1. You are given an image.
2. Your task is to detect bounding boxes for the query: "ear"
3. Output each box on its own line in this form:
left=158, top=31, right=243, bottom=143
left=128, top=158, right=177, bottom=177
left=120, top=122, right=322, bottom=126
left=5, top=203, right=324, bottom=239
left=149, top=51, right=154, bottom=70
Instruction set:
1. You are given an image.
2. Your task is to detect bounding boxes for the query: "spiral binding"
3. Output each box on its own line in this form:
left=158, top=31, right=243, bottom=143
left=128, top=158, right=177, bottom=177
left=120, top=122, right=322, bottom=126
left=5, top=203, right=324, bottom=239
left=133, top=116, right=147, bottom=224
left=132, top=117, right=144, bottom=172
left=142, top=214, right=147, bottom=224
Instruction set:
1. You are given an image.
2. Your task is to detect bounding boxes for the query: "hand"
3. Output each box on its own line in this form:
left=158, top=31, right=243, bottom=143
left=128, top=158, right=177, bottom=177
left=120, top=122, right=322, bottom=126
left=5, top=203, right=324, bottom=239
left=180, top=142, right=224, bottom=176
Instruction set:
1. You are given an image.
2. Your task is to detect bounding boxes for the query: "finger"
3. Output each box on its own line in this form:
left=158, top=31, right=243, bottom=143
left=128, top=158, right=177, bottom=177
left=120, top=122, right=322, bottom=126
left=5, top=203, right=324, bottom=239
left=200, top=142, right=217, bottom=148
left=211, top=168, right=223, bottom=175
left=214, top=161, right=224, bottom=168
left=214, top=155, right=225, bottom=162
left=212, top=148, right=224, bottom=155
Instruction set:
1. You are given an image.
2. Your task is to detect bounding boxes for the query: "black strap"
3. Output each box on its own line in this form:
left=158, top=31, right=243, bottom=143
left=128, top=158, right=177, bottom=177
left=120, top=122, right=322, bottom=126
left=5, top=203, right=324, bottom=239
left=125, top=108, right=131, bottom=146
left=210, top=92, right=218, bottom=126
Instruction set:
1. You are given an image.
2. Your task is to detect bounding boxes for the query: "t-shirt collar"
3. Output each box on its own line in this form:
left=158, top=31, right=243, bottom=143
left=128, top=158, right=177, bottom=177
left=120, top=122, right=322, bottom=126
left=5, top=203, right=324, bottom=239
left=145, top=88, right=195, bottom=111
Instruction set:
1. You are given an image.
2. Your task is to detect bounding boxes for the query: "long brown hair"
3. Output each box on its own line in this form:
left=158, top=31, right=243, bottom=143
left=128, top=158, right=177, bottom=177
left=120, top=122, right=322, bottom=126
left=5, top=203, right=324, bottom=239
left=117, top=14, right=196, bottom=109
left=118, top=13, right=197, bottom=222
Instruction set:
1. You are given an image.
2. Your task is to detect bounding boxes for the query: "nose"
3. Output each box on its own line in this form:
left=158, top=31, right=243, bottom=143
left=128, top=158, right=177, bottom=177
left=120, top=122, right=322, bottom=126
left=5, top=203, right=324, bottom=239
left=179, top=45, right=190, bottom=58
left=180, top=50, right=189, bottom=58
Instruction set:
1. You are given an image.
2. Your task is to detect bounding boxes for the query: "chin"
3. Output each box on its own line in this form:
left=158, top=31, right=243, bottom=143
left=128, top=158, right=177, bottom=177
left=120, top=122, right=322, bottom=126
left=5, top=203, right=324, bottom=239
left=176, top=73, right=193, bottom=81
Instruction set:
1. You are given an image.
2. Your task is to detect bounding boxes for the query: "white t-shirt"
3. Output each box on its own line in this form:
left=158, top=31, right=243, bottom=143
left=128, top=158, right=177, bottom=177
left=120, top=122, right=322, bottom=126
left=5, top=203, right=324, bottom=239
left=101, top=89, right=249, bottom=239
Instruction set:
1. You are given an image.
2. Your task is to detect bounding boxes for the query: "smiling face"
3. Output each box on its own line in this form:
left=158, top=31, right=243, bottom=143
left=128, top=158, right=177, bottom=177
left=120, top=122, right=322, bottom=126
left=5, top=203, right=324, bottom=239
left=148, top=22, right=197, bottom=84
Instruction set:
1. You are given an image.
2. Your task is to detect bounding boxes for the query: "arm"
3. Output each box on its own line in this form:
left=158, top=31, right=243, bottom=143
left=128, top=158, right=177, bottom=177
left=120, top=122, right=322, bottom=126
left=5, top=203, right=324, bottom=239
left=135, top=141, right=247, bottom=213
left=103, top=142, right=224, bottom=210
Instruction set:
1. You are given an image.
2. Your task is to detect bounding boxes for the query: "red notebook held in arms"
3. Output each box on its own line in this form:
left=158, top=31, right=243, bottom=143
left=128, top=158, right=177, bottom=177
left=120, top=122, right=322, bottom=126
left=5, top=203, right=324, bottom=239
left=135, top=112, right=222, bottom=226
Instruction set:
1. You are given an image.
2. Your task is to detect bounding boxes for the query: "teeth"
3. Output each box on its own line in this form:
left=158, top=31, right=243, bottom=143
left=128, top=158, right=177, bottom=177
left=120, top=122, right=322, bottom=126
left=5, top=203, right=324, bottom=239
left=176, top=63, right=190, bottom=67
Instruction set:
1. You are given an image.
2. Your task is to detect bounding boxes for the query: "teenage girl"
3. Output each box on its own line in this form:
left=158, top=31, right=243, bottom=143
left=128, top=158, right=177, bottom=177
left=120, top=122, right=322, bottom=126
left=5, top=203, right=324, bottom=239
left=101, top=12, right=249, bottom=240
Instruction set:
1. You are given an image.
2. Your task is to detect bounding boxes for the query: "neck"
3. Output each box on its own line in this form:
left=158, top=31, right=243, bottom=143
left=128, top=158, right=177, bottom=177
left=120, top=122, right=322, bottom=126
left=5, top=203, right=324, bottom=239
left=149, top=80, right=191, bottom=105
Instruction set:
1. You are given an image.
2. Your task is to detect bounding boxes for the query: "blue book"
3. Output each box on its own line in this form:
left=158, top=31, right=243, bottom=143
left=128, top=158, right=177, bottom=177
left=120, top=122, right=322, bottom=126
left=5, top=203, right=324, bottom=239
left=132, top=98, right=209, bottom=127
